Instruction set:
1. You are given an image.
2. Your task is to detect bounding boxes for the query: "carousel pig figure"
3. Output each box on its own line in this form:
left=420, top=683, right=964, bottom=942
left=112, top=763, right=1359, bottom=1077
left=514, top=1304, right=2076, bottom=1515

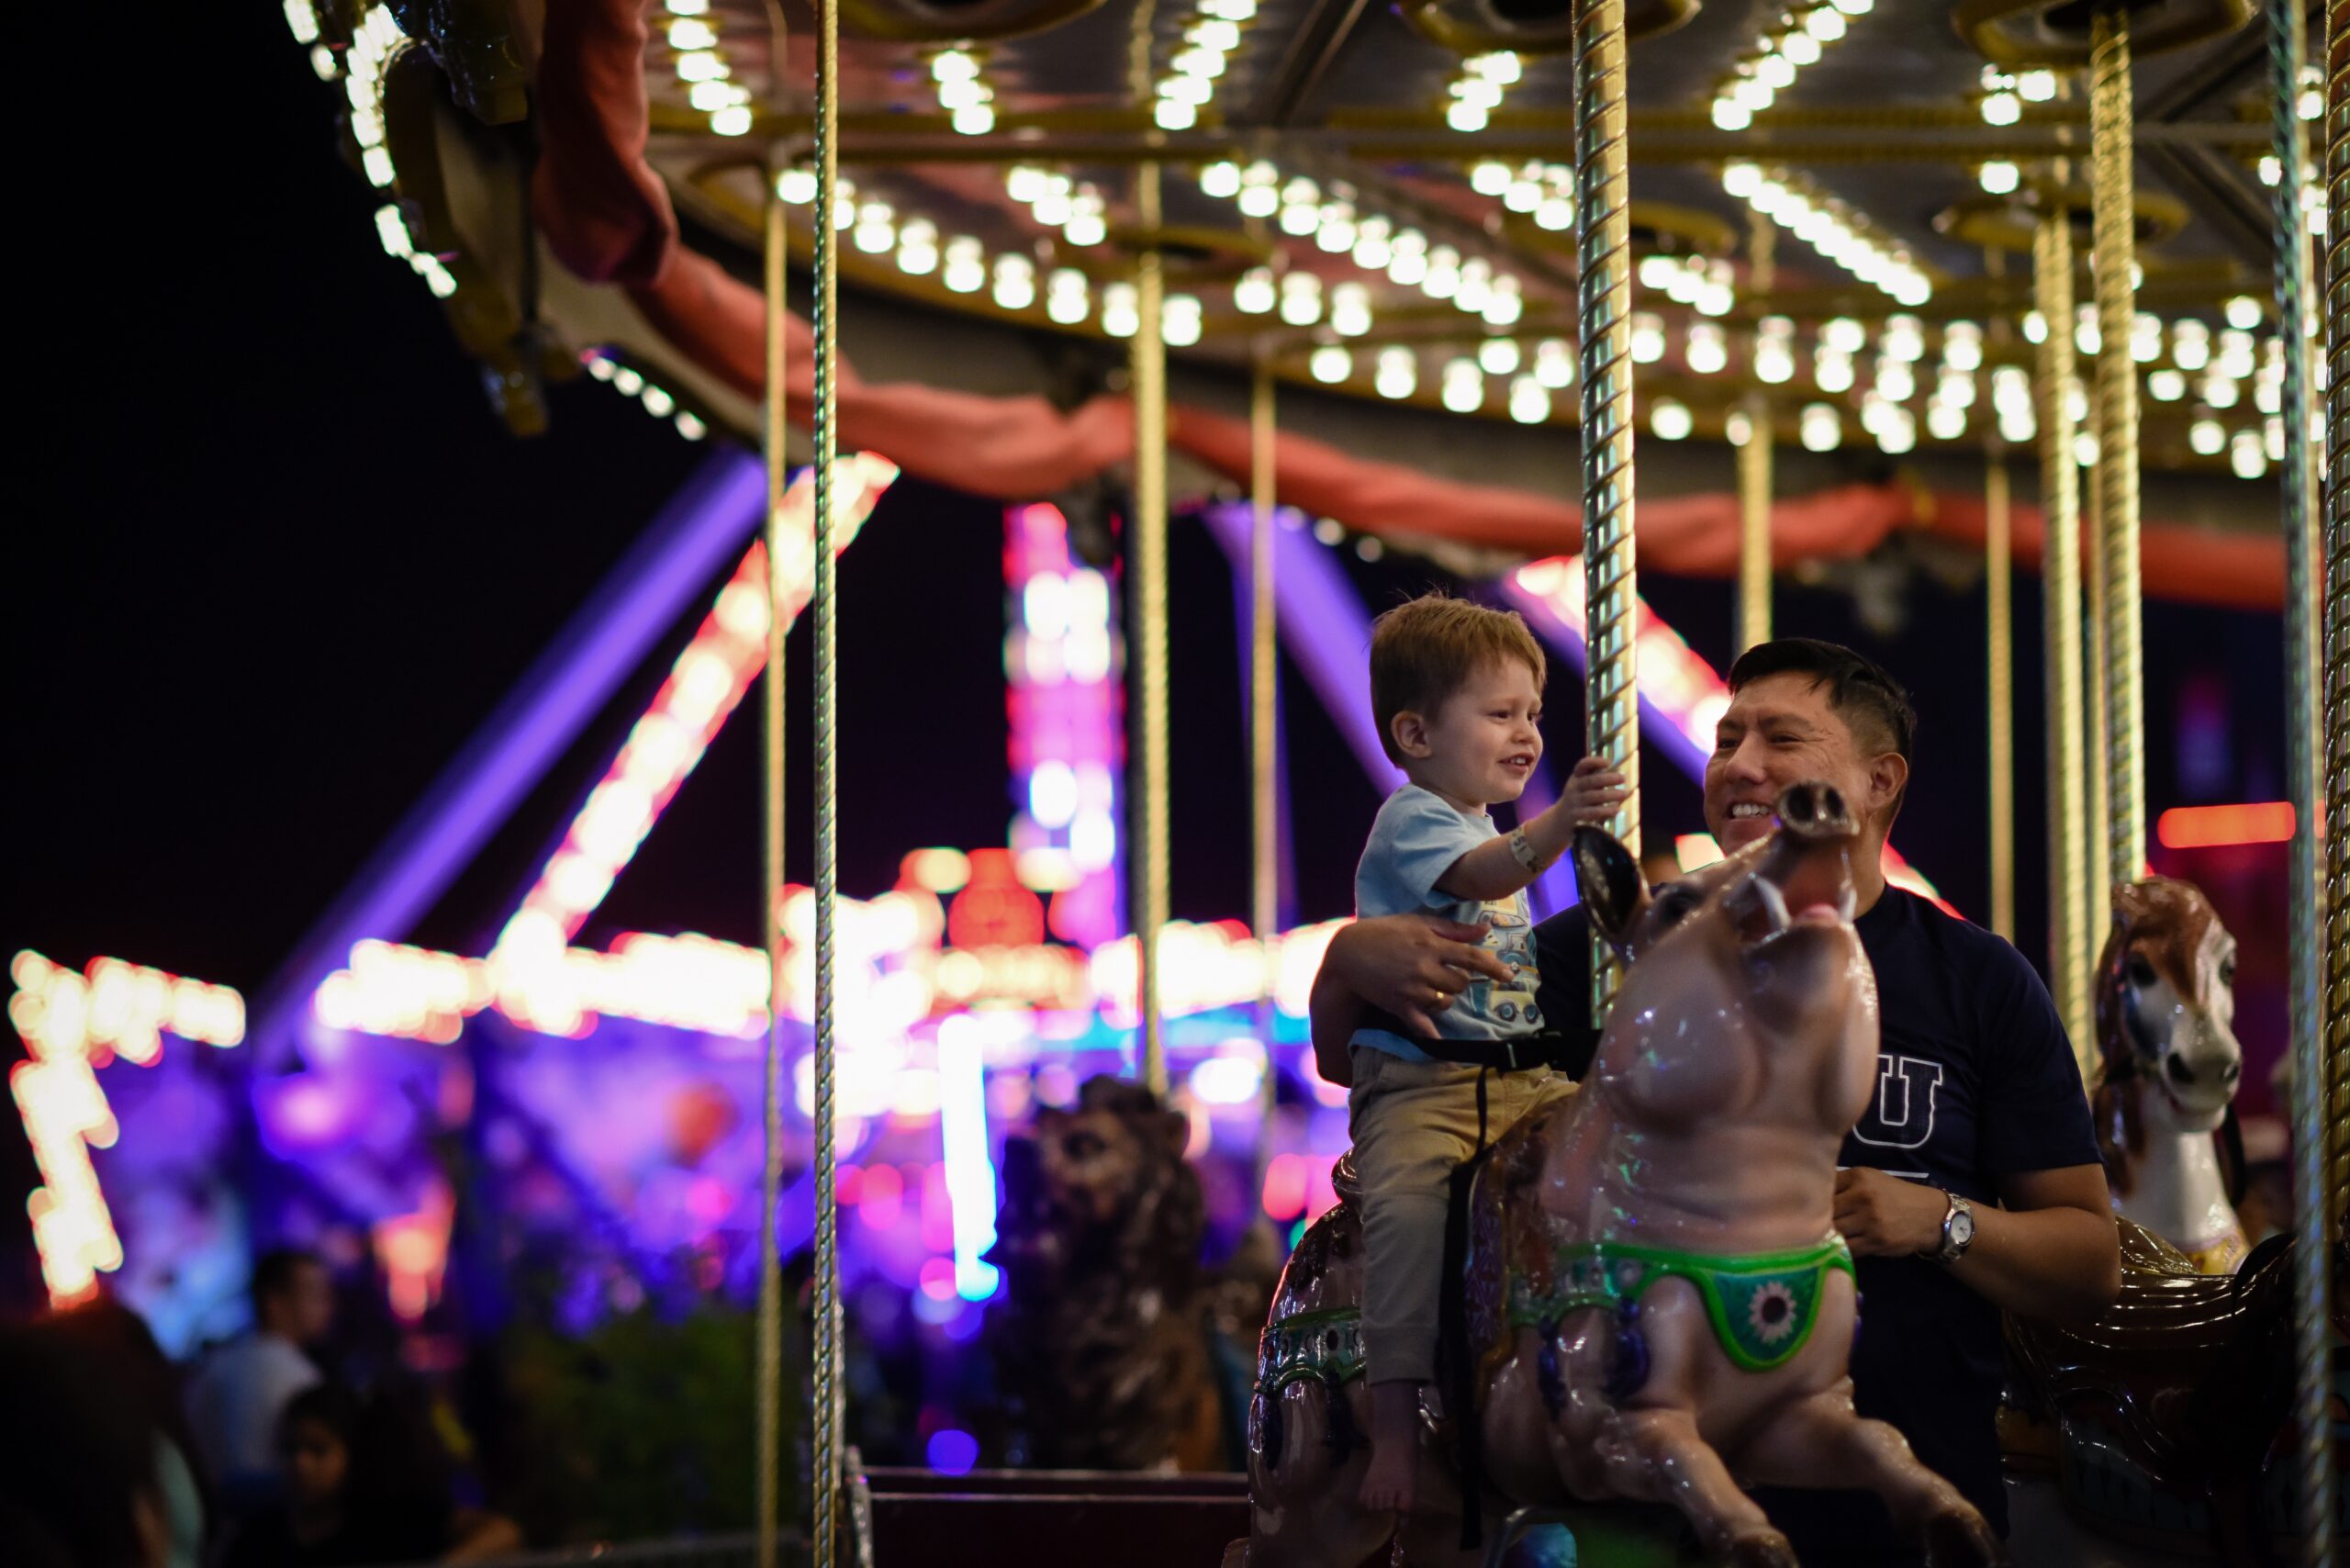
left=1235, top=784, right=2001, bottom=1568
left=2091, top=879, right=2249, bottom=1273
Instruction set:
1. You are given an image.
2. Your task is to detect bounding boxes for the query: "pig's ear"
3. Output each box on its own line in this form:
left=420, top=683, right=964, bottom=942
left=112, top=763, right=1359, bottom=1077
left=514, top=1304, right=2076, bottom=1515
left=1572, top=826, right=1650, bottom=951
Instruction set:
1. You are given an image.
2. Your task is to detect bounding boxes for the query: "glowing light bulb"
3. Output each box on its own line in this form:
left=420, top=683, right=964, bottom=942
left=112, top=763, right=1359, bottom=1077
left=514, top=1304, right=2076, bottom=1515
left=1535, top=338, right=1574, bottom=389
left=1479, top=337, right=1520, bottom=375
left=1200, top=162, right=1241, bottom=198
left=1978, top=161, right=2019, bottom=195
left=1650, top=398, right=1693, bottom=441
left=1685, top=323, right=1729, bottom=375
left=1440, top=359, right=1484, bottom=413
left=1101, top=281, right=1139, bottom=337
left=1472, top=161, right=1512, bottom=196
left=1631, top=312, right=1666, bottom=364
left=1234, top=266, right=1276, bottom=314
left=1330, top=282, right=1372, bottom=336
left=2225, top=295, right=2263, bottom=330
left=1509, top=376, right=1550, bottom=424
left=1375, top=347, right=1417, bottom=399
left=1310, top=344, right=1351, bottom=383
left=1163, top=294, right=1203, bottom=346
left=1800, top=402, right=1841, bottom=452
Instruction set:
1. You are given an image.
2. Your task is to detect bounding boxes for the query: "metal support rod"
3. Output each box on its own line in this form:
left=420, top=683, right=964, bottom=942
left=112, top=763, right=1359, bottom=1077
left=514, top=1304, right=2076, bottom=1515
left=1574, top=0, right=1639, bottom=1025
left=808, top=0, right=844, bottom=1555
left=2278, top=5, right=2335, bottom=1564
left=1737, top=218, right=1774, bottom=656
left=2090, top=8, right=2148, bottom=889
left=1249, top=358, right=1279, bottom=1148
left=2084, top=383, right=2112, bottom=953
left=1986, top=455, right=2015, bottom=944
left=755, top=177, right=789, bottom=1568
left=1735, top=424, right=1773, bottom=655
left=2033, top=205, right=2093, bottom=1063
left=1130, top=163, right=1171, bottom=1099
left=2324, top=0, right=2350, bottom=1304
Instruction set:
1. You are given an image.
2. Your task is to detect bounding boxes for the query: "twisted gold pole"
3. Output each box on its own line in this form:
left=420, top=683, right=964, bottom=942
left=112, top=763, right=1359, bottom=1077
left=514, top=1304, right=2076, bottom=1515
left=2084, top=381, right=2112, bottom=953
left=755, top=174, right=789, bottom=1568
left=1986, top=455, right=2016, bottom=943
left=1737, top=218, right=1774, bottom=656
left=1131, top=163, right=1170, bottom=1099
left=2282, top=4, right=2337, bottom=1562
left=809, top=0, right=843, bottom=1556
left=2323, top=0, right=2350, bottom=1299
left=2034, top=205, right=2092, bottom=1068
left=2090, top=8, right=2147, bottom=890
left=1575, top=0, right=1639, bottom=1025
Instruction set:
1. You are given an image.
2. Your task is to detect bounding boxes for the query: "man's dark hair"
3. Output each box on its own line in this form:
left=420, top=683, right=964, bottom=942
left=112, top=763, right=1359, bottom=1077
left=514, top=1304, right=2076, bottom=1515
left=252, top=1246, right=322, bottom=1312
left=1727, top=638, right=1917, bottom=797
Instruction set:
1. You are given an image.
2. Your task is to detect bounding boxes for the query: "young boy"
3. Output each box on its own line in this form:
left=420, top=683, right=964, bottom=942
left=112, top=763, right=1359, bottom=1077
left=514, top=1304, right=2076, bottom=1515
left=1342, top=594, right=1626, bottom=1515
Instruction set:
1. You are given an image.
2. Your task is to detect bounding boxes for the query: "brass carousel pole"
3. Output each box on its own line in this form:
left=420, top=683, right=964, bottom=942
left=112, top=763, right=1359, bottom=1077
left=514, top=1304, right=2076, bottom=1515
left=1250, top=358, right=1279, bottom=1149
left=1737, top=218, right=1774, bottom=656
left=2090, top=8, right=2148, bottom=890
left=1576, top=0, right=1641, bottom=1025
left=1986, top=251, right=2017, bottom=945
left=2279, top=3, right=2336, bottom=1562
left=2096, top=12, right=2152, bottom=902
left=2034, top=189, right=2092, bottom=1061
left=1131, top=163, right=1171, bottom=1099
left=1986, top=440, right=2017, bottom=943
left=2325, top=0, right=2350, bottom=1307
left=755, top=160, right=789, bottom=1568
left=808, top=0, right=844, bottom=1555
left=2083, top=384, right=2112, bottom=951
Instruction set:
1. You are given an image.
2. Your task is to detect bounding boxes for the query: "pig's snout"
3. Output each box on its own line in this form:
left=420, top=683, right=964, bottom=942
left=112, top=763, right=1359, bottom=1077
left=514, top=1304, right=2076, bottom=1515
left=1775, top=781, right=1855, bottom=842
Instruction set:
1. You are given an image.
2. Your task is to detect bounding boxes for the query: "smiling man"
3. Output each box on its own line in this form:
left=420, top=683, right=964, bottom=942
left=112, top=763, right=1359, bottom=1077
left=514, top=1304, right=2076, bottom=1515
left=1311, top=637, right=2121, bottom=1564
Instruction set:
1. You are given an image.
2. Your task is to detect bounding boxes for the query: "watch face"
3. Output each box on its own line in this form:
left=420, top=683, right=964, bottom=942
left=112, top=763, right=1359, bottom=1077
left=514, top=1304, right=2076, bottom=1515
left=1950, top=1207, right=1975, bottom=1248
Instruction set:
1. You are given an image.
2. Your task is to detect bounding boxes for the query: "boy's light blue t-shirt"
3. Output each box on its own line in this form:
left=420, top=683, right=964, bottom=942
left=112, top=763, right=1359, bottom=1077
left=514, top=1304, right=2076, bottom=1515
left=1350, top=783, right=1543, bottom=1063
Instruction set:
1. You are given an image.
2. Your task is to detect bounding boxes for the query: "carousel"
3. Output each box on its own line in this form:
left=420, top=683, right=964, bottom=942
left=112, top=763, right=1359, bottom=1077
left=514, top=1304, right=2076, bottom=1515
left=9, top=0, right=2346, bottom=1562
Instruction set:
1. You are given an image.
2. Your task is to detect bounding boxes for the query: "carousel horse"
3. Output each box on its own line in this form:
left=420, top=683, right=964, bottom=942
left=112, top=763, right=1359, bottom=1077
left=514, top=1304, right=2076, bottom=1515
left=1230, top=785, right=2001, bottom=1568
left=983, top=1075, right=1272, bottom=1471
left=2002, top=1218, right=2314, bottom=1562
left=2091, top=879, right=2250, bottom=1273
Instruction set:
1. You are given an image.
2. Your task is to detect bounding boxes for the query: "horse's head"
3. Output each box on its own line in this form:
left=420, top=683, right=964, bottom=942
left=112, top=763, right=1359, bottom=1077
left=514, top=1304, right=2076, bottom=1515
left=1574, top=780, right=1876, bottom=1115
left=2095, top=879, right=2243, bottom=1136
left=989, top=1074, right=1203, bottom=1302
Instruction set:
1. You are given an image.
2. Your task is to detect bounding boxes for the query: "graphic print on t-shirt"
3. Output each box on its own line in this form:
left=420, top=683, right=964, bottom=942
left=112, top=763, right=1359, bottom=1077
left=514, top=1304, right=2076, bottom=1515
left=1475, top=898, right=1541, bottom=1027
left=1849, top=1054, right=1944, bottom=1176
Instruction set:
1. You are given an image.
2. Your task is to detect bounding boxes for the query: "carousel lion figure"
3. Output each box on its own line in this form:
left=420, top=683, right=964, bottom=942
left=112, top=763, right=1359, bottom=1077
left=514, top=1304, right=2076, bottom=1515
left=983, top=1074, right=1273, bottom=1471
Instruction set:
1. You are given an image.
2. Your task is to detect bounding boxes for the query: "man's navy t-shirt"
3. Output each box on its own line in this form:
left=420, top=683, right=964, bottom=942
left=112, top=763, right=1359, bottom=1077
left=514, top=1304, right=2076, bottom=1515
left=1532, top=886, right=2099, bottom=1563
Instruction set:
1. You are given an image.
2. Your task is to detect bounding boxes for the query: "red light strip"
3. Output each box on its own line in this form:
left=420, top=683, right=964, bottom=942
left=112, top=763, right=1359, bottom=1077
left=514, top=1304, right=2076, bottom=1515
left=2154, top=801, right=2295, bottom=849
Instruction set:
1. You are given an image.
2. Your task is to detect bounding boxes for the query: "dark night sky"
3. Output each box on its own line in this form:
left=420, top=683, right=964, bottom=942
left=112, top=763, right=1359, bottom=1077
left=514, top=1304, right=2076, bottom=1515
left=5, top=0, right=2299, bottom=1302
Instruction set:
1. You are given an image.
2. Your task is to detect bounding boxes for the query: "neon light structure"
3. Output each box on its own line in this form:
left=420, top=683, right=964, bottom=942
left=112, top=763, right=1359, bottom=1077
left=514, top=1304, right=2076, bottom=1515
left=490, top=453, right=899, bottom=1032
left=1003, top=503, right=1125, bottom=946
left=6, top=952, right=243, bottom=1305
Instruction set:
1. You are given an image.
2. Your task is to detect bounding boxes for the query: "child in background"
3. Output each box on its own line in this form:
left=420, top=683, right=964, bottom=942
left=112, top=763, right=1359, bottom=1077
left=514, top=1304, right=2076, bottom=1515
left=1343, top=594, right=1626, bottom=1516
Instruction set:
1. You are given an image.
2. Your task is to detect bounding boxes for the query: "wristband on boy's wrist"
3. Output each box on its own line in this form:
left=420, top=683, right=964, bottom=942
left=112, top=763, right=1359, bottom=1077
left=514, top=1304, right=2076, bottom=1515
left=1508, top=826, right=1547, bottom=873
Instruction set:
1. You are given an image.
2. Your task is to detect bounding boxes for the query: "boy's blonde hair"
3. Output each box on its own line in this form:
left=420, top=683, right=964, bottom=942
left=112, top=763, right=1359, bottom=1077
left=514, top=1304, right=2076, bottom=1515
left=1369, top=594, right=1547, bottom=765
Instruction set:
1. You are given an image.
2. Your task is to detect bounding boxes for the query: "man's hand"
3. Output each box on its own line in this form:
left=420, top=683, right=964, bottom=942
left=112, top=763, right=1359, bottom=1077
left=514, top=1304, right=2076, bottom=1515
left=1323, top=913, right=1514, bottom=1036
left=1832, top=1167, right=1948, bottom=1257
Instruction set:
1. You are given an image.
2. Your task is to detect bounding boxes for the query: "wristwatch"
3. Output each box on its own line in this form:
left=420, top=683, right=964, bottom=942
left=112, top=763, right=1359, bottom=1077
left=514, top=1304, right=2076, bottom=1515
left=1933, top=1191, right=1976, bottom=1265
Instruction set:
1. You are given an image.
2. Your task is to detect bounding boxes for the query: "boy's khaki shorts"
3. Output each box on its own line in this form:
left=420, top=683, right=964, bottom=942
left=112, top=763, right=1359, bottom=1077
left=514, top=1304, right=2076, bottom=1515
left=1347, top=1045, right=1575, bottom=1385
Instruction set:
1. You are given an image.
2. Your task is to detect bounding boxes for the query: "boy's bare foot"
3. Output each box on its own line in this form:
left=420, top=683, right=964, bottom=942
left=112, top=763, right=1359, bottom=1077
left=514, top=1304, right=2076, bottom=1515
left=1357, top=1382, right=1421, bottom=1515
